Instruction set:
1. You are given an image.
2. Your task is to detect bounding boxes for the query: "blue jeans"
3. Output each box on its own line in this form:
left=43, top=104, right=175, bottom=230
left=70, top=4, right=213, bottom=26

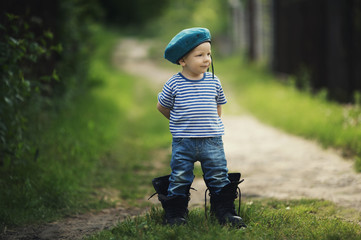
left=168, top=136, right=230, bottom=197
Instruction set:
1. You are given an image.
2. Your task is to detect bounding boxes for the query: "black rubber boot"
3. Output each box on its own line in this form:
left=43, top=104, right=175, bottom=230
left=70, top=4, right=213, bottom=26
left=205, top=173, right=247, bottom=228
left=150, top=175, right=190, bottom=226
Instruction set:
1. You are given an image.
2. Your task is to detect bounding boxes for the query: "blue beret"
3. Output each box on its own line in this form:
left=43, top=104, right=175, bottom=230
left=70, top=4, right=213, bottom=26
left=164, top=27, right=211, bottom=64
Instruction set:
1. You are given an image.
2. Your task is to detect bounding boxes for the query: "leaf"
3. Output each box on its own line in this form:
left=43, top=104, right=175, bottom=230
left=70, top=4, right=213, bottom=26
left=43, top=30, right=54, bottom=39
left=6, top=13, right=19, bottom=21
left=23, top=80, right=30, bottom=89
left=29, top=42, right=39, bottom=52
left=4, top=97, right=12, bottom=106
left=8, top=37, right=19, bottom=46
left=15, top=94, right=24, bottom=102
left=37, top=46, right=46, bottom=55
left=52, top=69, right=60, bottom=81
left=51, top=43, right=63, bottom=53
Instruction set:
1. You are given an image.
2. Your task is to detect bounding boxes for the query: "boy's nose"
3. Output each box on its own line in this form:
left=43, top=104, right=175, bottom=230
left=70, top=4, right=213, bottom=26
left=204, top=55, right=211, bottom=62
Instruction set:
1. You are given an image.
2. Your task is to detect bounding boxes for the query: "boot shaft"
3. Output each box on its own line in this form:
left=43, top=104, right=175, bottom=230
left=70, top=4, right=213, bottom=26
left=152, top=174, right=171, bottom=196
left=150, top=175, right=191, bottom=225
left=204, top=172, right=247, bottom=228
left=204, top=172, right=243, bottom=202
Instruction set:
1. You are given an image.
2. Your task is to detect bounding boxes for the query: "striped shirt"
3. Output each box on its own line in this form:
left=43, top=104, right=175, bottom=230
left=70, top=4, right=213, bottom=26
left=158, top=72, right=227, bottom=138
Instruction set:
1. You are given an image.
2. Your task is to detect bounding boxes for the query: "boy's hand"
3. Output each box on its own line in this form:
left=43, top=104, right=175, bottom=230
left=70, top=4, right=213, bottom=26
left=157, top=102, right=171, bottom=120
left=217, top=105, right=222, bottom=117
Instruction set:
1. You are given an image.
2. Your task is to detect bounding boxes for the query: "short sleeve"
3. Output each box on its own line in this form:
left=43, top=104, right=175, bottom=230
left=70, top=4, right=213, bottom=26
left=216, top=80, right=227, bottom=105
left=158, top=82, right=174, bottom=109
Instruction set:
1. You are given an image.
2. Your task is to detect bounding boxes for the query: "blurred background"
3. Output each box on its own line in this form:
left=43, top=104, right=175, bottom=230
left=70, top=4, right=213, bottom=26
left=2, top=0, right=360, bottom=103
left=1, top=0, right=361, bottom=230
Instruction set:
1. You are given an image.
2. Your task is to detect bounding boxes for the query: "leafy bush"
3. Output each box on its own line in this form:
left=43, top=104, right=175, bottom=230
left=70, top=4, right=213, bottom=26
left=0, top=0, right=101, bottom=165
left=0, top=13, right=59, bottom=165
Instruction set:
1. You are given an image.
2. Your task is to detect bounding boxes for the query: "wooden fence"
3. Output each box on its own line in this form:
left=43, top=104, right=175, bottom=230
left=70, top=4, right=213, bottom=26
left=229, top=0, right=361, bottom=102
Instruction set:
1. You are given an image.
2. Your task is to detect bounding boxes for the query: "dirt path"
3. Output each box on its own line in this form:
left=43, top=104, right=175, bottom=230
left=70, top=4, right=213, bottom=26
left=115, top=38, right=361, bottom=215
left=1, top=207, right=144, bottom=240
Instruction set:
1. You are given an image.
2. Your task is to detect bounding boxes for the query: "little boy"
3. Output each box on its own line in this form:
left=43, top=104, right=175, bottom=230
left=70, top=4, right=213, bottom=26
left=152, top=27, right=246, bottom=228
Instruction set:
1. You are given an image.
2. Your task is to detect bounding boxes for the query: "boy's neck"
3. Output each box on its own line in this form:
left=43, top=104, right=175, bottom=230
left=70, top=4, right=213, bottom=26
left=180, top=71, right=204, bottom=80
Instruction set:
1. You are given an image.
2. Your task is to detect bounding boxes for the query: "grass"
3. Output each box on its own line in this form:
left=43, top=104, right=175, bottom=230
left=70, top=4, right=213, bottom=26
left=216, top=56, right=361, bottom=171
left=0, top=25, right=171, bottom=229
left=87, top=199, right=361, bottom=240
left=0, top=93, right=122, bottom=226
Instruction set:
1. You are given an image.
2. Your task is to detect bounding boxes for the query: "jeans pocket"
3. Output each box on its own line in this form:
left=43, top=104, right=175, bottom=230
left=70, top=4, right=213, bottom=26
left=172, top=137, right=184, bottom=146
left=206, top=136, right=223, bottom=148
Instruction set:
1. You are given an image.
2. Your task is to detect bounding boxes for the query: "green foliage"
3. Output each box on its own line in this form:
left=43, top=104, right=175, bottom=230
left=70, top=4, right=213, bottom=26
left=0, top=13, right=59, bottom=165
left=145, top=0, right=228, bottom=39
left=0, top=0, right=101, bottom=165
left=86, top=200, right=361, bottom=240
left=0, top=25, right=170, bottom=228
left=55, top=0, right=103, bottom=98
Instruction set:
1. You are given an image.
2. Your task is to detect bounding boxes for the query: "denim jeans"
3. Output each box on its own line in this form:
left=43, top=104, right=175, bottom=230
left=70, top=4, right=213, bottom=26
left=168, top=136, right=230, bottom=197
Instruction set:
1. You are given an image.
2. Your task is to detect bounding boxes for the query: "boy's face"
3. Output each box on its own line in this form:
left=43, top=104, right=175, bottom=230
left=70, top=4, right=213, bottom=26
left=179, top=42, right=211, bottom=79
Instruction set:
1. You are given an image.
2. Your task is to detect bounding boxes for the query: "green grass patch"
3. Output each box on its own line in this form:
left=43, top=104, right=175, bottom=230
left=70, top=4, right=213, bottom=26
left=86, top=199, right=361, bottom=240
left=217, top=57, right=361, bottom=171
left=0, top=25, right=171, bottom=228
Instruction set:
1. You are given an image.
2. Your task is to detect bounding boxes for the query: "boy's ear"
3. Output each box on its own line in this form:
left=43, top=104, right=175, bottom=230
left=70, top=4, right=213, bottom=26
left=179, top=58, right=186, bottom=67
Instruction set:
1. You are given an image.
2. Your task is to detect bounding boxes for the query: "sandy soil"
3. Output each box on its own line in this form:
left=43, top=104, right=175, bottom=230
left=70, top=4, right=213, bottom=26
left=2, top=37, right=360, bottom=240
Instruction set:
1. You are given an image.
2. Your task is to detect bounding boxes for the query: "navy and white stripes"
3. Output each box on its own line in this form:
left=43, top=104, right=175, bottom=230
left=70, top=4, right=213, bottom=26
left=158, top=72, right=227, bottom=138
